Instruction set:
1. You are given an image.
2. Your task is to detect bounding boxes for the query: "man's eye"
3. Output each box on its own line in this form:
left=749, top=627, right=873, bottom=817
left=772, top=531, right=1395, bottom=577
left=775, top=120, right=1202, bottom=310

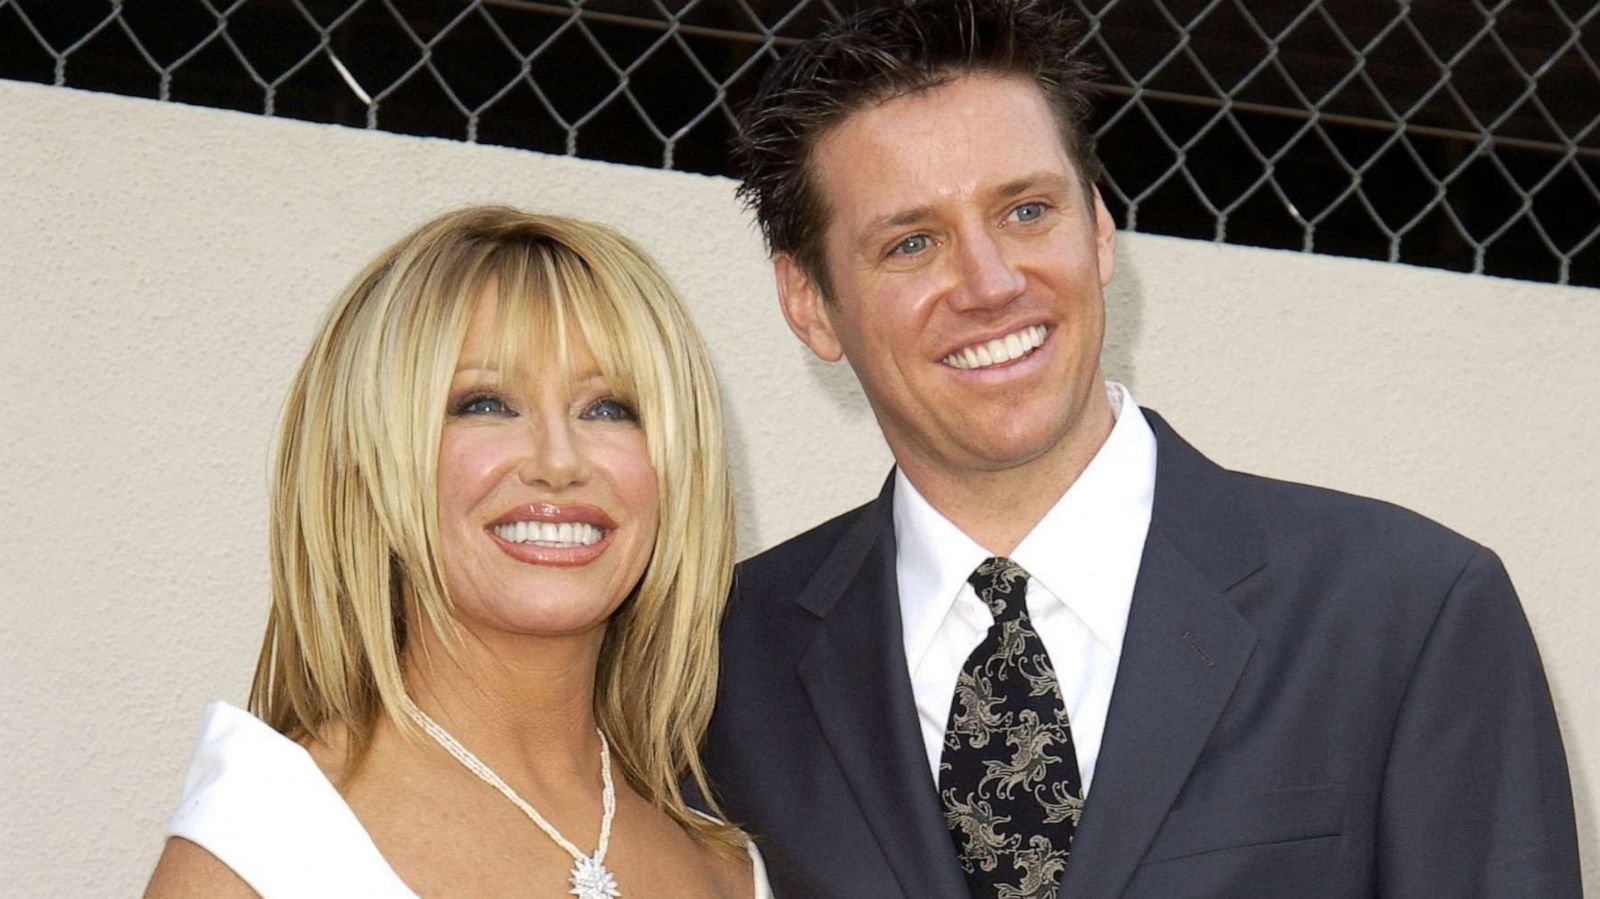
left=1010, top=202, right=1046, bottom=223
left=452, top=393, right=512, bottom=416
left=583, top=397, right=638, bottom=422
left=890, top=234, right=931, bottom=257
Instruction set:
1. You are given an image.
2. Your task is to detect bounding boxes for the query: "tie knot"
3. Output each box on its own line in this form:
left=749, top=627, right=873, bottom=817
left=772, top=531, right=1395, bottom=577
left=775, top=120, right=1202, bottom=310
left=968, top=556, right=1030, bottom=622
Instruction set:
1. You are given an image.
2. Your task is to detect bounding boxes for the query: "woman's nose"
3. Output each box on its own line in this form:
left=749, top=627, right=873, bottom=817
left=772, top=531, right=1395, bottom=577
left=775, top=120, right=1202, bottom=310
left=515, top=417, right=587, bottom=489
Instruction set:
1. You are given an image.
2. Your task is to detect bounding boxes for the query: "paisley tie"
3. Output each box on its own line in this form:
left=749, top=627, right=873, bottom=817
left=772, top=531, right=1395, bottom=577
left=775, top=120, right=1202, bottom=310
left=938, top=557, right=1083, bottom=899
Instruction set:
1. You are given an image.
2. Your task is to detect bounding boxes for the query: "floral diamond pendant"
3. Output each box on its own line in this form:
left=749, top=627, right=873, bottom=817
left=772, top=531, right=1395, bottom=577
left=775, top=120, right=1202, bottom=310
left=568, top=856, right=621, bottom=899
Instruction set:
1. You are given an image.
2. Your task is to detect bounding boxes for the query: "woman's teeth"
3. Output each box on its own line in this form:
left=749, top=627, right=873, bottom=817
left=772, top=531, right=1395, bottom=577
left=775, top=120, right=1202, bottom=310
left=943, top=324, right=1048, bottom=370
left=492, top=521, right=606, bottom=547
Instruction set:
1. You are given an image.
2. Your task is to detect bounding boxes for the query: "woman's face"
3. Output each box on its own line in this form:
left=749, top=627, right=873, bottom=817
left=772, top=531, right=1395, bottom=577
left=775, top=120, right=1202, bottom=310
left=435, top=292, right=659, bottom=639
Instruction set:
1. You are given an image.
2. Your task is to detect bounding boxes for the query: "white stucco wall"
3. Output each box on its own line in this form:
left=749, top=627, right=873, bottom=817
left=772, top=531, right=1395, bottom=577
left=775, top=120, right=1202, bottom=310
left=2, top=80, right=1594, bottom=895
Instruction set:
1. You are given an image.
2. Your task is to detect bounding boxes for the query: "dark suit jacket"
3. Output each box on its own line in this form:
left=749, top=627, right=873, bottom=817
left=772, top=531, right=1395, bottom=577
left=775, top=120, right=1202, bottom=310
left=703, top=411, right=1580, bottom=898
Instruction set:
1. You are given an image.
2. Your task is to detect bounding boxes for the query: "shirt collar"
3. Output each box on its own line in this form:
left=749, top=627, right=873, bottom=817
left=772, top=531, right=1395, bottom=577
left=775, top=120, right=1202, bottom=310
left=1011, top=382, right=1156, bottom=659
left=894, top=467, right=991, bottom=674
left=894, top=382, right=1157, bottom=670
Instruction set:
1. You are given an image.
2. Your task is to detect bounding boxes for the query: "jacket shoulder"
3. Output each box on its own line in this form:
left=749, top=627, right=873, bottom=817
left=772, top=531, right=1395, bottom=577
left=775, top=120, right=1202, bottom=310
left=1145, top=409, right=1487, bottom=589
left=1244, top=471, right=1480, bottom=553
left=1146, top=408, right=1488, bottom=598
left=1228, top=469, right=1494, bottom=604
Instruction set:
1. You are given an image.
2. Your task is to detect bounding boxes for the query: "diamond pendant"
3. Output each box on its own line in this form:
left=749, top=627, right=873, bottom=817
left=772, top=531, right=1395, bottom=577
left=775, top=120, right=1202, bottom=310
left=568, top=855, right=621, bottom=899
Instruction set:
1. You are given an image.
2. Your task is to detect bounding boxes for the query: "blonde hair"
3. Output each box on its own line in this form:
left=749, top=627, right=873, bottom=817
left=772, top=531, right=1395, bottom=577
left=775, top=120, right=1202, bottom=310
left=250, top=206, right=738, bottom=847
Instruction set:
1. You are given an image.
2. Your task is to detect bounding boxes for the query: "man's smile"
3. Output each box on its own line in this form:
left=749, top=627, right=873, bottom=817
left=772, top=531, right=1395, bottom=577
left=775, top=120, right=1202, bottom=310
left=941, top=324, right=1049, bottom=370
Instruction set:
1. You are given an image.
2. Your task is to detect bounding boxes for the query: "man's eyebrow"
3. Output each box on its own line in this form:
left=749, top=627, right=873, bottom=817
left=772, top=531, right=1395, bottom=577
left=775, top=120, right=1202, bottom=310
left=859, top=172, right=1078, bottom=239
left=992, top=172, right=1074, bottom=201
left=865, top=204, right=937, bottom=235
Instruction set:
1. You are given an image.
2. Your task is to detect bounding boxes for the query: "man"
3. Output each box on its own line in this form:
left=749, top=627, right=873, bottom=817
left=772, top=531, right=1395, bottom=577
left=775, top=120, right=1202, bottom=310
left=701, top=1, right=1581, bottom=897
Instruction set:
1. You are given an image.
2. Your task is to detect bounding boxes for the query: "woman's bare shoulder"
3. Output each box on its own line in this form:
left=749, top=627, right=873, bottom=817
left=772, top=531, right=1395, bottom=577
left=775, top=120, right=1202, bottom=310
left=143, top=837, right=257, bottom=898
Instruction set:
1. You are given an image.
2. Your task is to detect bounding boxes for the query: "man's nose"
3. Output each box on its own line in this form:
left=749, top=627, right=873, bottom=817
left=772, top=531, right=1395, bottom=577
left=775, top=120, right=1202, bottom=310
left=516, top=416, right=587, bottom=489
left=949, top=229, right=1026, bottom=312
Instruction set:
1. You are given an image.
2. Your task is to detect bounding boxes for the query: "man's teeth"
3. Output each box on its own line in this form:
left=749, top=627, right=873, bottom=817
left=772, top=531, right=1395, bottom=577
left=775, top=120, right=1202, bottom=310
left=942, top=324, right=1048, bottom=370
left=492, top=521, right=606, bottom=547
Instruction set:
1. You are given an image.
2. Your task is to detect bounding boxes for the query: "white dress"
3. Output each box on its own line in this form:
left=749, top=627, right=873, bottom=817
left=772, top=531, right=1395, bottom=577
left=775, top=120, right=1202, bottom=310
left=165, top=702, right=774, bottom=898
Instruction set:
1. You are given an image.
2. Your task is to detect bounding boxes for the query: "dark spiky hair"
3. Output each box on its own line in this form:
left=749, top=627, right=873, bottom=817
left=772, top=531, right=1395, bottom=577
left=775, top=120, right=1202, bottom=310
left=733, top=0, right=1102, bottom=299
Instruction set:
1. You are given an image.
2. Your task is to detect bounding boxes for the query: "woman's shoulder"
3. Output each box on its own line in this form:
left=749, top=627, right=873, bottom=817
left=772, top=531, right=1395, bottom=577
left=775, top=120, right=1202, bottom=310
left=158, top=702, right=413, bottom=898
left=143, top=834, right=257, bottom=898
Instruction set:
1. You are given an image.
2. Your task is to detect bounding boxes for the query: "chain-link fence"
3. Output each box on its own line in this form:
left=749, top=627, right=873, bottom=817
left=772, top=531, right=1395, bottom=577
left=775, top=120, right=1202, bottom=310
left=3, top=0, right=1596, bottom=287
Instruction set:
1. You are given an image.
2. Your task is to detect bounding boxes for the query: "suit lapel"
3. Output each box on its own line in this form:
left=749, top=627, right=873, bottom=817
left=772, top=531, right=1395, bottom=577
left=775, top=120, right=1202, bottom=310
left=1060, top=411, right=1265, bottom=899
left=794, top=476, right=970, bottom=899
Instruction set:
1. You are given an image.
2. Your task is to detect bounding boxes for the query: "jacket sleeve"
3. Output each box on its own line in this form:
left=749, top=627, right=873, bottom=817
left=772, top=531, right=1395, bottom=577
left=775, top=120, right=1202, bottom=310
left=1376, top=546, right=1581, bottom=897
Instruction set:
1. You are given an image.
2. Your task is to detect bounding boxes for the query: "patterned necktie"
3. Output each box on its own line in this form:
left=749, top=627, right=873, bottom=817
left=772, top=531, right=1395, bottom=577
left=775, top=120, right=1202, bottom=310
left=938, top=557, right=1083, bottom=899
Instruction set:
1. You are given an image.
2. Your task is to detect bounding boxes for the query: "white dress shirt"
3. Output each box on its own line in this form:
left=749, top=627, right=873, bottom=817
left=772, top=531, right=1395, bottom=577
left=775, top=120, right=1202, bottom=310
left=893, top=382, right=1157, bottom=794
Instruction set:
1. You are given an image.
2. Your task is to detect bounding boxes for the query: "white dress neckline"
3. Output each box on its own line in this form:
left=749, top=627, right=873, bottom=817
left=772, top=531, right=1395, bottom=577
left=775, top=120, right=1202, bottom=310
left=165, top=701, right=772, bottom=898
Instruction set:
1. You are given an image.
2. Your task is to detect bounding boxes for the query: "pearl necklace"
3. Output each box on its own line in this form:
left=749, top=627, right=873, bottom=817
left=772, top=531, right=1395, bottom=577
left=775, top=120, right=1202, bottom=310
left=400, top=697, right=621, bottom=899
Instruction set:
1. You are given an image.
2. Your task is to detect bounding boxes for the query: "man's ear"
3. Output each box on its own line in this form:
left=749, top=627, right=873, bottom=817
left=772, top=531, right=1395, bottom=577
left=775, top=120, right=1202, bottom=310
left=1091, top=186, right=1117, bottom=287
left=774, top=253, right=843, bottom=363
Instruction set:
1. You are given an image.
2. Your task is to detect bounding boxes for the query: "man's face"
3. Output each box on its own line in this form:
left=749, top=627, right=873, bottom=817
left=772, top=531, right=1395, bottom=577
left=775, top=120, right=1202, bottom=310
left=777, top=74, right=1117, bottom=490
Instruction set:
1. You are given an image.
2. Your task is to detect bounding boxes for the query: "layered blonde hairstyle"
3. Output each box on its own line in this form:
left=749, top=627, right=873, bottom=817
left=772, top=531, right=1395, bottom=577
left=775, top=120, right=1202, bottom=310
left=250, top=206, right=738, bottom=846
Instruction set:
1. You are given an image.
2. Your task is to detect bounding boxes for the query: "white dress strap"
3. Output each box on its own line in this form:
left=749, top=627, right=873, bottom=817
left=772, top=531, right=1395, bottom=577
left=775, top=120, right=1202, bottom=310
left=747, top=837, right=775, bottom=899
left=691, top=808, right=776, bottom=899
left=164, top=701, right=416, bottom=898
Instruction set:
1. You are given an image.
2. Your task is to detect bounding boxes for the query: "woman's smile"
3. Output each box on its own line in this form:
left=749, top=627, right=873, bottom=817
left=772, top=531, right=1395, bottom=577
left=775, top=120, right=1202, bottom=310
left=486, top=502, right=618, bottom=566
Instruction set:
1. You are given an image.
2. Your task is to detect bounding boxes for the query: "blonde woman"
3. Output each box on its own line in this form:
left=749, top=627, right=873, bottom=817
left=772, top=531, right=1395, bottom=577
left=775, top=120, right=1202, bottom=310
left=144, top=207, right=769, bottom=898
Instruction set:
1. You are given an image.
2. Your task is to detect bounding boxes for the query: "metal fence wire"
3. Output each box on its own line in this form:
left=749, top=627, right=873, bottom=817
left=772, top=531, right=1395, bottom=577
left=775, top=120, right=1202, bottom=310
left=2, top=0, right=1596, bottom=288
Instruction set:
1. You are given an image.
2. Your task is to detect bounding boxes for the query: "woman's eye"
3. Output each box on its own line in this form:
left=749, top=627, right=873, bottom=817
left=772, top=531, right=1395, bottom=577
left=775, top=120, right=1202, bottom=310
left=1010, top=202, right=1046, bottom=223
left=452, top=393, right=512, bottom=417
left=890, top=234, right=931, bottom=257
left=582, top=397, right=637, bottom=422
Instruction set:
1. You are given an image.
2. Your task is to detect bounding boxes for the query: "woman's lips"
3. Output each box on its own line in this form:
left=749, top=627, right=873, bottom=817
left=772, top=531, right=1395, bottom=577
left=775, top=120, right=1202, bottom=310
left=486, top=503, right=618, bottom=567
left=488, top=502, right=616, bottom=528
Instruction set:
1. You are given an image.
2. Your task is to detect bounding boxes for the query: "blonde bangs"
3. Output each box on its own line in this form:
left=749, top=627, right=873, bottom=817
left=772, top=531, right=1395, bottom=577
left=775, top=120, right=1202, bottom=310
left=481, top=241, right=650, bottom=435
